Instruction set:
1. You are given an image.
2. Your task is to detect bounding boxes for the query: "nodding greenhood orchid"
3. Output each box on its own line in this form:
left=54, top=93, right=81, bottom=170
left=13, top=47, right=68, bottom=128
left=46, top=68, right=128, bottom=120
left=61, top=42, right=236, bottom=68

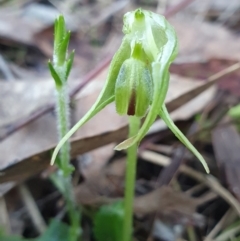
left=51, top=9, right=209, bottom=173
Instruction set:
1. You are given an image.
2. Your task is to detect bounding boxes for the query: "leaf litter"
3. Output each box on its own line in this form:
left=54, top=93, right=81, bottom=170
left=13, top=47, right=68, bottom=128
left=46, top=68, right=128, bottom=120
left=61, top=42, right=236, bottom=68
left=0, top=0, right=240, bottom=240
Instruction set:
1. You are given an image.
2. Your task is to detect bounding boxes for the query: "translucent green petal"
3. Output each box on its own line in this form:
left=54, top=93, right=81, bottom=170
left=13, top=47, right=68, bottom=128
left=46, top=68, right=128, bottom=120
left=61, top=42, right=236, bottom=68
left=160, top=104, right=209, bottom=173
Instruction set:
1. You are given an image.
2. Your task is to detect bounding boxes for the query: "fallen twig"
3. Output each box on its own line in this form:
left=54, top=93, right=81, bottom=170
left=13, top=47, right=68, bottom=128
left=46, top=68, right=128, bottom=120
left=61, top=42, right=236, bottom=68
left=18, top=184, right=47, bottom=234
left=204, top=208, right=237, bottom=241
left=0, top=196, right=10, bottom=234
left=140, top=150, right=240, bottom=216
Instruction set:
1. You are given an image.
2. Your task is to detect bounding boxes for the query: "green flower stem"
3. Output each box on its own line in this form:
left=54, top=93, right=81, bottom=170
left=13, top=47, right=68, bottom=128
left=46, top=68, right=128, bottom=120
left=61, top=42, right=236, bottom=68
left=123, top=116, right=141, bottom=241
left=56, top=85, right=70, bottom=171
left=55, top=86, right=80, bottom=241
left=58, top=172, right=80, bottom=241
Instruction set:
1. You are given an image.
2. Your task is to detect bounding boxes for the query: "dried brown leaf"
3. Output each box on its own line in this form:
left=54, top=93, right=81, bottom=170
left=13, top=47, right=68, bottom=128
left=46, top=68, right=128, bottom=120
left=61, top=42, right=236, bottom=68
left=212, top=123, right=240, bottom=200
left=172, top=19, right=240, bottom=62
left=134, top=187, right=205, bottom=229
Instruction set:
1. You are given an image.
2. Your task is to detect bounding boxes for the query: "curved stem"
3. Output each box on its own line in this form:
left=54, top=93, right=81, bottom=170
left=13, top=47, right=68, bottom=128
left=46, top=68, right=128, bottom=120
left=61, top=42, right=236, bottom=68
left=123, top=116, right=141, bottom=241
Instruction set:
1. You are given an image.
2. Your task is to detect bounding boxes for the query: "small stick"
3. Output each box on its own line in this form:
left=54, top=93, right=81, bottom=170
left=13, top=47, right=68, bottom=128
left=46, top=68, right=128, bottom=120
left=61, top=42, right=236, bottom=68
left=140, top=150, right=240, bottom=216
left=19, top=184, right=47, bottom=234
left=180, top=165, right=240, bottom=216
left=204, top=208, right=237, bottom=241
left=185, top=183, right=206, bottom=195
left=0, top=196, right=10, bottom=234
left=0, top=54, right=15, bottom=81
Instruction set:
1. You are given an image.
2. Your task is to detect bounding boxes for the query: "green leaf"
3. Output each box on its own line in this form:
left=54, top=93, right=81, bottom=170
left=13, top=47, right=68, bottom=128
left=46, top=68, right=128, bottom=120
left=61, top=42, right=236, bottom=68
left=0, top=236, right=28, bottom=241
left=57, top=31, right=71, bottom=66
left=0, top=220, right=70, bottom=241
left=228, top=104, right=240, bottom=132
left=54, top=16, right=66, bottom=58
left=66, top=51, right=75, bottom=80
left=94, top=201, right=126, bottom=241
left=54, top=19, right=59, bottom=55
left=54, top=15, right=71, bottom=67
left=0, top=231, right=29, bottom=241
left=48, top=61, right=62, bottom=88
left=228, top=104, right=240, bottom=119
left=36, top=219, right=70, bottom=241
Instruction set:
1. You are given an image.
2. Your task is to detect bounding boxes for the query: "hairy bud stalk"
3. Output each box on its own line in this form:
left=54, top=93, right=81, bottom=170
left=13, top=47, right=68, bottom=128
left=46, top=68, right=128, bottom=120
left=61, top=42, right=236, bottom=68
left=55, top=84, right=71, bottom=170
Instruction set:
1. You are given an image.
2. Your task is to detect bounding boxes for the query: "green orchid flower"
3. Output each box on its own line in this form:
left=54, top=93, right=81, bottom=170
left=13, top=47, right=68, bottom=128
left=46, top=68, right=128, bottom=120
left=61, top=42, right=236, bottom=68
left=51, top=9, right=209, bottom=173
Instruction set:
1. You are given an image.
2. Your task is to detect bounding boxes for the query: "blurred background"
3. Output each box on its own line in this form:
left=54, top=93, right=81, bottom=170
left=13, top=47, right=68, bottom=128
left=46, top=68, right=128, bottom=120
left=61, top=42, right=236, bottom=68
left=0, top=0, right=240, bottom=240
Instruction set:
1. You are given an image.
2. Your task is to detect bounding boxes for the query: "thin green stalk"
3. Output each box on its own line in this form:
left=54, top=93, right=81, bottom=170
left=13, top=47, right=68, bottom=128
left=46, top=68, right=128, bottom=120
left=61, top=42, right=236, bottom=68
left=123, top=116, right=141, bottom=241
left=55, top=85, right=81, bottom=241
left=56, top=85, right=70, bottom=170
left=56, top=172, right=80, bottom=241
left=187, top=225, right=197, bottom=241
